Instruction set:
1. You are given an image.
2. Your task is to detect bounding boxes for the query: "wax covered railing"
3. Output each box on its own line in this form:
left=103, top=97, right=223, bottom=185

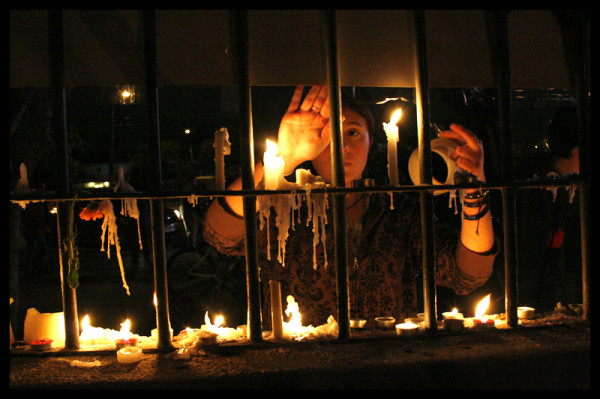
left=258, top=139, right=331, bottom=270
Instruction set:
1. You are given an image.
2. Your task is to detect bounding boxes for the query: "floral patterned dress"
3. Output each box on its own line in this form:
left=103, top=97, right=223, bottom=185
left=203, top=192, right=496, bottom=329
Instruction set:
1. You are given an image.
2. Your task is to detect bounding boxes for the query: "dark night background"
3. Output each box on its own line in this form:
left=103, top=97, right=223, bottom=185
left=10, top=83, right=577, bottom=334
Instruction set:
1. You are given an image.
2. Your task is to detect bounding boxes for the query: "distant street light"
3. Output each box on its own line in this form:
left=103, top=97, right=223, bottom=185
left=185, top=129, right=193, bottom=160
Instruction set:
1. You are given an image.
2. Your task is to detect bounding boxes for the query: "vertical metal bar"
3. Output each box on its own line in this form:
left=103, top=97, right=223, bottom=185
left=484, top=10, right=518, bottom=327
left=322, top=10, right=350, bottom=340
left=574, top=10, right=590, bottom=321
left=142, top=10, right=174, bottom=352
left=230, top=10, right=263, bottom=343
left=48, top=9, right=80, bottom=350
left=411, top=10, right=437, bottom=332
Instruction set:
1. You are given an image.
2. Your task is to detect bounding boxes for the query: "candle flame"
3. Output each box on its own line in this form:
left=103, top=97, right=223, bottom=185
left=266, top=139, right=279, bottom=155
left=81, top=315, right=90, bottom=331
left=204, top=311, right=224, bottom=330
left=284, top=295, right=303, bottom=333
left=451, top=308, right=458, bottom=315
left=475, top=294, right=491, bottom=319
left=153, top=292, right=157, bottom=308
left=400, top=320, right=418, bottom=328
left=119, top=319, right=131, bottom=340
left=389, top=109, right=402, bottom=125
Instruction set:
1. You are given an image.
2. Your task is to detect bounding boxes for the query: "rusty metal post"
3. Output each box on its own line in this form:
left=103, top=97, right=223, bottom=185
left=48, top=9, right=80, bottom=350
left=411, top=10, right=437, bottom=333
left=142, top=10, right=174, bottom=352
left=230, top=10, right=263, bottom=343
left=322, top=10, right=350, bottom=340
left=574, top=10, right=590, bottom=321
left=484, top=10, right=518, bottom=327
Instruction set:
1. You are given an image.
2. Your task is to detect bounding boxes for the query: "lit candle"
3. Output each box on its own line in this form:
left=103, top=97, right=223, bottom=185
left=214, top=127, right=231, bottom=190
left=442, top=308, right=464, bottom=331
left=80, top=315, right=108, bottom=345
left=202, top=312, right=245, bottom=342
left=395, top=320, right=419, bottom=337
left=472, top=294, right=495, bottom=329
left=23, top=308, right=65, bottom=345
left=382, top=109, right=402, bottom=187
left=270, top=280, right=284, bottom=340
left=263, top=139, right=285, bottom=190
left=442, top=307, right=464, bottom=320
left=30, top=338, right=54, bottom=351
left=117, top=345, right=143, bottom=364
left=115, top=319, right=138, bottom=349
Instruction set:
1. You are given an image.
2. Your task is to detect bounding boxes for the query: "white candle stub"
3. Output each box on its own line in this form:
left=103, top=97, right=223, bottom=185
left=517, top=306, right=535, bottom=319
left=442, top=308, right=464, bottom=331
left=396, top=321, right=419, bottom=337
left=442, top=308, right=464, bottom=320
left=117, top=345, right=143, bottom=364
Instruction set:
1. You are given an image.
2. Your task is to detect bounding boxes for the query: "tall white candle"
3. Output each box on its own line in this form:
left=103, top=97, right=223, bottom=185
left=270, top=280, right=284, bottom=340
left=214, top=127, right=231, bottom=190
left=383, top=109, right=402, bottom=187
left=263, top=139, right=284, bottom=190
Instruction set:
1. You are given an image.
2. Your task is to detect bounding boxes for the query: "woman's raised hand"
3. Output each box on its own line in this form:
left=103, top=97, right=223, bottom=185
left=277, top=86, right=332, bottom=175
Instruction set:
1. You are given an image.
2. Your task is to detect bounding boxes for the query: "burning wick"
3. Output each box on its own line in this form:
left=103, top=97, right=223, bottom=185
left=115, top=319, right=137, bottom=349
left=442, top=308, right=464, bottom=331
left=472, top=294, right=495, bottom=329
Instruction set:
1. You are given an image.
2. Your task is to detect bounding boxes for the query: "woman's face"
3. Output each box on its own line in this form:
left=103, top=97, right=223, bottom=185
left=312, top=106, right=371, bottom=187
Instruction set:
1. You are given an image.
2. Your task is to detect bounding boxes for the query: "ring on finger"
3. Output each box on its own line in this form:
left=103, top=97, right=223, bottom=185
left=312, top=105, right=320, bottom=112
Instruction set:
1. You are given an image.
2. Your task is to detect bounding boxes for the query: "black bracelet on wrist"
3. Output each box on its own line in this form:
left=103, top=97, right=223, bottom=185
left=464, top=189, right=489, bottom=201
left=463, top=196, right=489, bottom=208
left=462, top=203, right=490, bottom=221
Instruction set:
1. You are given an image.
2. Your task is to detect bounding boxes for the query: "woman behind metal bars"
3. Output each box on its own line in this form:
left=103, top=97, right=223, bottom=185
left=203, top=86, right=497, bottom=328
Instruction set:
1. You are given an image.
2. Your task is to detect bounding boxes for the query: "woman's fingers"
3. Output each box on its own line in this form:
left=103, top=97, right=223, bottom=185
left=439, top=124, right=485, bottom=178
left=299, top=86, right=328, bottom=112
left=286, top=85, right=305, bottom=112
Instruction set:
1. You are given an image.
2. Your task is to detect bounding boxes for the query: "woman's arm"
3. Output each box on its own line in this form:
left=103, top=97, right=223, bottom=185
left=439, top=124, right=494, bottom=254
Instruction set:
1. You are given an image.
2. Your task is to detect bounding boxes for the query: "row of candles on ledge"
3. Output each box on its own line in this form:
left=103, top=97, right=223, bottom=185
left=16, top=290, right=538, bottom=358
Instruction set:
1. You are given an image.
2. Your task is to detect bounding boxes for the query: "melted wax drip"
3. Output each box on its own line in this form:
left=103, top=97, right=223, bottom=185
left=258, top=172, right=330, bottom=270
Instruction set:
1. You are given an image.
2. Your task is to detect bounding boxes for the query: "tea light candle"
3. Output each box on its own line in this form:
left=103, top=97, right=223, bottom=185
left=517, top=306, right=536, bottom=319
left=115, top=337, right=137, bottom=350
left=442, top=307, right=464, bottom=331
left=117, top=345, right=143, bottom=364
left=396, top=321, right=419, bottom=337
left=472, top=318, right=495, bottom=329
left=30, top=338, right=53, bottom=351
left=471, top=294, right=496, bottom=329
left=442, top=308, right=464, bottom=320
left=375, top=316, right=396, bottom=329
left=115, top=319, right=138, bottom=349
